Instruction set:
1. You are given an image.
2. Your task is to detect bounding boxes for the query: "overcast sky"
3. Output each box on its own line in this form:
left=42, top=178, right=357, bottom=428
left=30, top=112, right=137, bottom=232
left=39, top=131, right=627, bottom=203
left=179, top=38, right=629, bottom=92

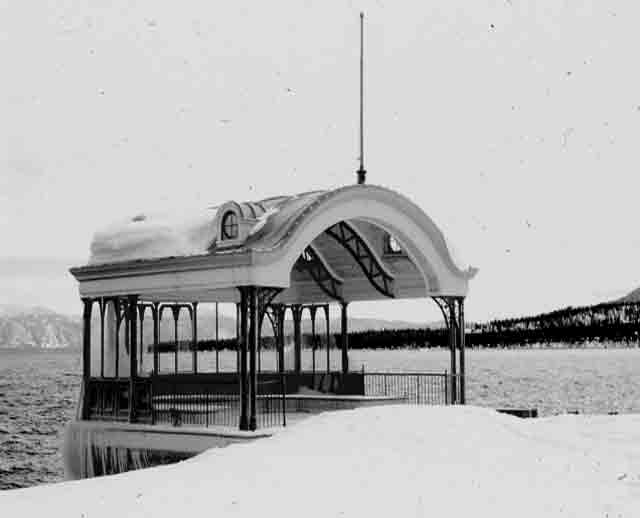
left=1, top=1, right=639, bottom=322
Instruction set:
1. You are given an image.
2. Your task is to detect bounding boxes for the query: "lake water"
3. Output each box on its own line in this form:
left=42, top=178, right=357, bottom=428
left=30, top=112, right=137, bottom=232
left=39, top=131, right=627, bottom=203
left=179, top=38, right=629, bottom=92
left=1, top=346, right=639, bottom=490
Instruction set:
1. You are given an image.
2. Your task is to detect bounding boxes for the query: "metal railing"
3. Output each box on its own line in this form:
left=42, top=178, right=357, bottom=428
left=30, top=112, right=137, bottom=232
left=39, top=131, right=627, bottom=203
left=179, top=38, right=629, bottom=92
left=85, top=379, right=131, bottom=421
left=86, top=375, right=287, bottom=429
left=153, top=392, right=241, bottom=427
left=152, top=377, right=287, bottom=429
left=256, top=378, right=288, bottom=428
left=363, top=371, right=455, bottom=405
left=84, top=370, right=459, bottom=429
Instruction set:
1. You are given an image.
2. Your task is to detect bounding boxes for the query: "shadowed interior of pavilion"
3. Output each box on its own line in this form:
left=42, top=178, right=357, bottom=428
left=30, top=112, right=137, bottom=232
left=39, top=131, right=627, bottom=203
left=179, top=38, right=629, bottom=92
left=71, top=185, right=477, bottom=431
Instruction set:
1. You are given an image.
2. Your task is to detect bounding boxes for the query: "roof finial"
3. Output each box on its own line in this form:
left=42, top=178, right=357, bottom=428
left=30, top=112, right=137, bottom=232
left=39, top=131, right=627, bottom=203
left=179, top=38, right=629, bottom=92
left=356, top=12, right=367, bottom=185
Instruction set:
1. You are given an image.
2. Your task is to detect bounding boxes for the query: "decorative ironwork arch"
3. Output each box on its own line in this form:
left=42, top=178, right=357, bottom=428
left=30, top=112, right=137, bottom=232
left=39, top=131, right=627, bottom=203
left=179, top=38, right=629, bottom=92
left=257, top=287, right=284, bottom=329
left=431, top=296, right=451, bottom=329
left=324, top=221, right=395, bottom=298
left=263, top=305, right=279, bottom=337
left=297, top=245, right=344, bottom=302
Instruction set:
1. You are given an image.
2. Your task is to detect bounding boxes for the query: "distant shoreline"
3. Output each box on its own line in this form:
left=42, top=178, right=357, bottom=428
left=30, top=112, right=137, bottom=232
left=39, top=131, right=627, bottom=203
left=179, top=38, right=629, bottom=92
left=2, top=343, right=640, bottom=353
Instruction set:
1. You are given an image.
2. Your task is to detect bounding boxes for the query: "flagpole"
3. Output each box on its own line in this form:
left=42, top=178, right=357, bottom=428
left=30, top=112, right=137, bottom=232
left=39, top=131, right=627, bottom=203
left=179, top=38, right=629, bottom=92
left=357, top=12, right=367, bottom=185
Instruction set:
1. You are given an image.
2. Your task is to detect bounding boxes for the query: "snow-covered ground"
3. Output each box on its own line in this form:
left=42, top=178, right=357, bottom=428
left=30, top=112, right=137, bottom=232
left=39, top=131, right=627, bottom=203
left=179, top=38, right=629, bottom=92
left=2, top=406, right=639, bottom=517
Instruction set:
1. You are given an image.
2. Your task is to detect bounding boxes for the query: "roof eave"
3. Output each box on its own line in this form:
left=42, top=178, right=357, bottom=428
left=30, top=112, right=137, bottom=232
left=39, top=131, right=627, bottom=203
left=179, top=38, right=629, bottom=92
left=69, top=249, right=253, bottom=282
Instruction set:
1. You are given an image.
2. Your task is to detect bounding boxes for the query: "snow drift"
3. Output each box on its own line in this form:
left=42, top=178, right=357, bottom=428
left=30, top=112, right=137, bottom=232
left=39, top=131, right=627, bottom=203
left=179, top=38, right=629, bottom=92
left=1, top=406, right=638, bottom=517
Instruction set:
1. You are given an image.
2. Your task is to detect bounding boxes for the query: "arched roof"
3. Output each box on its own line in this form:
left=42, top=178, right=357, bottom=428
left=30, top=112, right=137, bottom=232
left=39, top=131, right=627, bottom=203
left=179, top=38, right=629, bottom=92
left=72, top=184, right=477, bottom=302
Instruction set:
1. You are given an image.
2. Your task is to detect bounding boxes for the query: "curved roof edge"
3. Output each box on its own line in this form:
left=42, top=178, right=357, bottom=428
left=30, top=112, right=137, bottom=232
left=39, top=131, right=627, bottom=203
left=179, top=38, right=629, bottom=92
left=248, top=184, right=478, bottom=281
left=73, top=184, right=477, bottom=299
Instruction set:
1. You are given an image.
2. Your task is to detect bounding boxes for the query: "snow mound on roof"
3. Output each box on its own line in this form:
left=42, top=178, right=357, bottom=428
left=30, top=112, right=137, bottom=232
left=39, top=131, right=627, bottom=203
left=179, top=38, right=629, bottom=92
left=248, top=206, right=279, bottom=237
left=89, top=207, right=219, bottom=265
left=2, top=406, right=639, bottom=517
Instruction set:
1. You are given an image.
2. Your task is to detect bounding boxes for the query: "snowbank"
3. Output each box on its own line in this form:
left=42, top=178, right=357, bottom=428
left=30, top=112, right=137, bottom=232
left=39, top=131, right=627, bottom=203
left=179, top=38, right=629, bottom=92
left=2, top=406, right=639, bottom=517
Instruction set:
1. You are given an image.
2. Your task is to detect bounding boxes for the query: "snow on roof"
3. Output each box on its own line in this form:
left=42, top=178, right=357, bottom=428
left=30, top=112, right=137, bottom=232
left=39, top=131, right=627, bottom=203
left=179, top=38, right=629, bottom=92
left=89, top=207, right=220, bottom=265
left=247, top=206, right=280, bottom=237
left=87, top=191, right=324, bottom=266
left=2, top=406, right=638, bottom=516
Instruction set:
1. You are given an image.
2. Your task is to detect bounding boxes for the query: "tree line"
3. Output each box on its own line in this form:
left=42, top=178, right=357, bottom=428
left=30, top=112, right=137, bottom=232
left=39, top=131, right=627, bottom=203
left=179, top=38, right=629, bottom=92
left=469, top=300, right=640, bottom=346
left=154, top=300, right=640, bottom=351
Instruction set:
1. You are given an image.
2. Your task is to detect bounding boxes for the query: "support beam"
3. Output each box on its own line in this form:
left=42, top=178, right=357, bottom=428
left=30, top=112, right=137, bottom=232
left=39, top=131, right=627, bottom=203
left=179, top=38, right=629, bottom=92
left=82, top=298, right=93, bottom=381
left=138, top=305, right=145, bottom=372
left=248, top=287, right=258, bottom=431
left=236, top=303, right=240, bottom=374
left=277, top=305, right=286, bottom=373
left=124, top=305, right=130, bottom=358
left=192, top=302, right=198, bottom=374
left=341, top=302, right=349, bottom=374
left=324, top=304, right=330, bottom=373
left=257, top=316, right=262, bottom=374
left=128, top=295, right=138, bottom=423
left=238, top=288, right=249, bottom=430
left=152, top=302, right=159, bottom=375
left=115, top=299, right=122, bottom=378
left=458, top=298, right=466, bottom=405
left=81, top=298, right=93, bottom=420
left=172, top=306, right=180, bottom=374
left=99, top=299, right=105, bottom=378
left=448, top=299, right=457, bottom=404
left=292, top=304, right=303, bottom=374
left=215, top=302, right=219, bottom=374
left=309, top=306, right=317, bottom=374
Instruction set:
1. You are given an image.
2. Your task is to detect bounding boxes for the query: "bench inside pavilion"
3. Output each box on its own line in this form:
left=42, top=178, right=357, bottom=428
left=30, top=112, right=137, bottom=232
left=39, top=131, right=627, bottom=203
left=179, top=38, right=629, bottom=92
left=70, top=184, right=477, bottom=432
